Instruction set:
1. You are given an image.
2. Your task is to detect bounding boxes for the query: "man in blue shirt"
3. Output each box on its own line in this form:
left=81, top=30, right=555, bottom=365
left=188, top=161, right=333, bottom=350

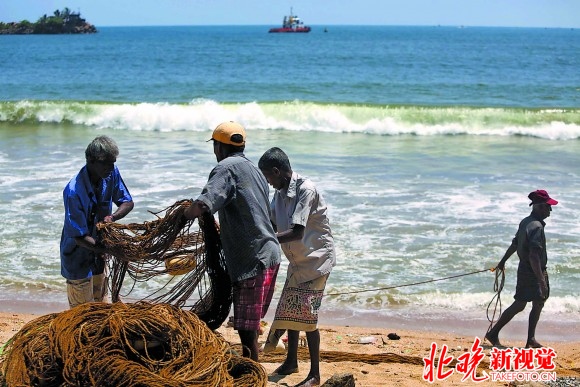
left=184, top=121, right=281, bottom=361
left=61, top=135, right=134, bottom=308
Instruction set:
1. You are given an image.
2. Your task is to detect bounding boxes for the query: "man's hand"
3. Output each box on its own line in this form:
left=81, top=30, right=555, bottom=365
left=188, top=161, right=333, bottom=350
left=76, top=235, right=106, bottom=253
left=496, top=243, right=516, bottom=271
left=538, top=280, right=549, bottom=300
left=184, top=200, right=210, bottom=220
left=104, top=201, right=134, bottom=223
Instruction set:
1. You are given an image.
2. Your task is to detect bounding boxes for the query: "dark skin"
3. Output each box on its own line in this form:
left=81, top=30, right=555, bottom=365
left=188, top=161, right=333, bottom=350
left=486, top=203, right=552, bottom=348
left=261, top=165, right=321, bottom=387
left=75, top=157, right=134, bottom=253
left=184, top=141, right=263, bottom=361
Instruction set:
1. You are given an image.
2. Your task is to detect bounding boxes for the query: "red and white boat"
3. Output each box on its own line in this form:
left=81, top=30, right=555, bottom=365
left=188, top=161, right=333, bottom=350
left=269, top=8, right=311, bottom=33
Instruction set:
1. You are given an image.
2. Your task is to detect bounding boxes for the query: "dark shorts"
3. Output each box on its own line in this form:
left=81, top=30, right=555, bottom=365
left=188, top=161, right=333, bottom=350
left=232, top=263, right=279, bottom=331
left=515, top=270, right=549, bottom=302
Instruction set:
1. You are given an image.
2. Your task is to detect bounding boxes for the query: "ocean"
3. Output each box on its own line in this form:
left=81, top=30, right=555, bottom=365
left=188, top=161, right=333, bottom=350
left=1, top=26, right=579, bottom=340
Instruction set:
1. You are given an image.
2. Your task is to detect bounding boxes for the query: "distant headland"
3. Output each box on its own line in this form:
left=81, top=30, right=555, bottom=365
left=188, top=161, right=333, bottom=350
left=0, top=8, right=97, bottom=35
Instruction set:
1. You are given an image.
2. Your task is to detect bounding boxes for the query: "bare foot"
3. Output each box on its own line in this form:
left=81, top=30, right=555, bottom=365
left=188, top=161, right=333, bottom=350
left=526, top=338, right=543, bottom=348
left=272, top=363, right=299, bottom=375
left=484, top=332, right=502, bottom=347
left=294, top=375, right=320, bottom=387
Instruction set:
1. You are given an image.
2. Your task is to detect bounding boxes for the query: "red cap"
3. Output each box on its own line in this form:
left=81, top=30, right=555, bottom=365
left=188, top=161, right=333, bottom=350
left=528, top=190, right=558, bottom=206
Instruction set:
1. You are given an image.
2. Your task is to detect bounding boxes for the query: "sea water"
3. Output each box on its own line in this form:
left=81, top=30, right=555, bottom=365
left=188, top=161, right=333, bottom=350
left=1, top=26, right=579, bottom=339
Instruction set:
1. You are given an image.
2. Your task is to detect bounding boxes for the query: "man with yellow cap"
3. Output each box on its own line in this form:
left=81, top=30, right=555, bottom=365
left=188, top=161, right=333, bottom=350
left=184, top=121, right=281, bottom=361
left=485, top=189, right=558, bottom=349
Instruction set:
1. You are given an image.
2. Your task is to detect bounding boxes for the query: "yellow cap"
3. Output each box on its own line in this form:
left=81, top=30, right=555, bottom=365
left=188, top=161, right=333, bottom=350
left=209, top=121, right=246, bottom=146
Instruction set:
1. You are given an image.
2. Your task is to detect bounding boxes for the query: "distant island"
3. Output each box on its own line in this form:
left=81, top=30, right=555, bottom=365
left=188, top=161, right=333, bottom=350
left=0, top=8, right=97, bottom=35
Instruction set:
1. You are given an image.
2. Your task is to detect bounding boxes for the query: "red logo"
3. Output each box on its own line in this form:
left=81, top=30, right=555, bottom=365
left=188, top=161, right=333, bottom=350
left=422, top=337, right=557, bottom=383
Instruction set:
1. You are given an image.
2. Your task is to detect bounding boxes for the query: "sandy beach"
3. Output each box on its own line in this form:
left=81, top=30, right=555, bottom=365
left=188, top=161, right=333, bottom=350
left=1, top=307, right=578, bottom=386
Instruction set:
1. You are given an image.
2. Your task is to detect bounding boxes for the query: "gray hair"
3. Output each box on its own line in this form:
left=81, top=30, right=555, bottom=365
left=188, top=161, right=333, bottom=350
left=85, top=135, right=119, bottom=162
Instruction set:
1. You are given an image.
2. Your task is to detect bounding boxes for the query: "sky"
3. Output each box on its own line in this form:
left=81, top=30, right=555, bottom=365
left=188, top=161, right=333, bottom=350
left=1, top=0, right=579, bottom=28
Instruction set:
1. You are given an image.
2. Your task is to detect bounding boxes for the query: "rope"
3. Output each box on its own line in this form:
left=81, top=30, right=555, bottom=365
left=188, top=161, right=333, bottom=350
left=260, top=347, right=491, bottom=370
left=326, top=268, right=493, bottom=296
left=260, top=347, right=425, bottom=365
left=485, top=267, right=505, bottom=335
left=1, top=302, right=266, bottom=387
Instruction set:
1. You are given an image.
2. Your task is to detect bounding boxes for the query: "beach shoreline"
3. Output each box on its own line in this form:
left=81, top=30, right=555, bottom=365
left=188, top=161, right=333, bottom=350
left=1, top=297, right=577, bottom=342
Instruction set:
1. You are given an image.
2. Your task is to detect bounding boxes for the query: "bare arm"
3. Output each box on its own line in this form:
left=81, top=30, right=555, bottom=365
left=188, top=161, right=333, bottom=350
left=78, top=201, right=134, bottom=250
left=496, top=240, right=517, bottom=270
left=276, top=224, right=305, bottom=244
left=103, top=200, right=134, bottom=223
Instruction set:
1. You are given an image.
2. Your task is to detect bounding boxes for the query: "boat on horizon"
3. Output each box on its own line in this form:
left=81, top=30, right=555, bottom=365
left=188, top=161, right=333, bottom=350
left=268, top=8, right=311, bottom=33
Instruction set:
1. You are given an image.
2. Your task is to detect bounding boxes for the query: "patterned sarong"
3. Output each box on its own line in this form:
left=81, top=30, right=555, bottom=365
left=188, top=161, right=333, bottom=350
left=263, top=273, right=328, bottom=352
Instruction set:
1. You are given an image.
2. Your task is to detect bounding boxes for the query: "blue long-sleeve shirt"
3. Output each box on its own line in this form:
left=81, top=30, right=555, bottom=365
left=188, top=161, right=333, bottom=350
left=60, top=165, right=132, bottom=280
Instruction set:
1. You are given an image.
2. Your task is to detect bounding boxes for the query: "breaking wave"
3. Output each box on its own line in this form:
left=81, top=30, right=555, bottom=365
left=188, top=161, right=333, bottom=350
left=1, top=99, right=580, bottom=140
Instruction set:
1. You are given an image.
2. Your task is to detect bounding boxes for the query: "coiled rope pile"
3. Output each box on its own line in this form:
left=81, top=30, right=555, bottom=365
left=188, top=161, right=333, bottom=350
left=1, top=302, right=266, bottom=386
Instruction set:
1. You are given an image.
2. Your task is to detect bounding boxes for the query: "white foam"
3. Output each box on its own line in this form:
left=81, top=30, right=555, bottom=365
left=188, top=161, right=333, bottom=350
left=3, top=101, right=580, bottom=139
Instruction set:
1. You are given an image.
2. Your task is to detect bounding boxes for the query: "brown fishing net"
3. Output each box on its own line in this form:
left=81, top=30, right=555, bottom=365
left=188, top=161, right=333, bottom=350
left=98, top=199, right=232, bottom=330
left=0, top=302, right=266, bottom=386
left=0, top=200, right=261, bottom=386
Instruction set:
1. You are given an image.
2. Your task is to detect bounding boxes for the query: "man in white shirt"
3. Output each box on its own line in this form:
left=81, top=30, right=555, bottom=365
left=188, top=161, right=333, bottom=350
left=259, top=147, right=336, bottom=387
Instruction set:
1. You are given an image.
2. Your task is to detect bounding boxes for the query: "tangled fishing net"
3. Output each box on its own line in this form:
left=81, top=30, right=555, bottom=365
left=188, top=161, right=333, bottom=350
left=100, top=199, right=232, bottom=330
left=0, top=302, right=266, bottom=386
left=0, top=200, right=267, bottom=386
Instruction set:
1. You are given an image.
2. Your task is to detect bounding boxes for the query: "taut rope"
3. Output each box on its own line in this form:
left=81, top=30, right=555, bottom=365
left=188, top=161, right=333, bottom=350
left=325, top=268, right=493, bottom=296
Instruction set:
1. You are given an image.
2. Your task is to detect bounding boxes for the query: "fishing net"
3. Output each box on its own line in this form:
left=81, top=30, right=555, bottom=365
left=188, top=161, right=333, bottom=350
left=0, top=302, right=267, bottom=386
left=98, top=199, right=232, bottom=330
left=0, top=200, right=272, bottom=386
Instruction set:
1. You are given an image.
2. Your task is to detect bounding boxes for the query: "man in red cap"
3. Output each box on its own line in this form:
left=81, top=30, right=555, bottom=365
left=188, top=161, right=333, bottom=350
left=485, top=189, right=558, bottom=349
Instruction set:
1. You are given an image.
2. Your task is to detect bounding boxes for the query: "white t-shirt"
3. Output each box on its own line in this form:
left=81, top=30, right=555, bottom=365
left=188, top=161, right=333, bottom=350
left=271, top=172, right=336, bottom=283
